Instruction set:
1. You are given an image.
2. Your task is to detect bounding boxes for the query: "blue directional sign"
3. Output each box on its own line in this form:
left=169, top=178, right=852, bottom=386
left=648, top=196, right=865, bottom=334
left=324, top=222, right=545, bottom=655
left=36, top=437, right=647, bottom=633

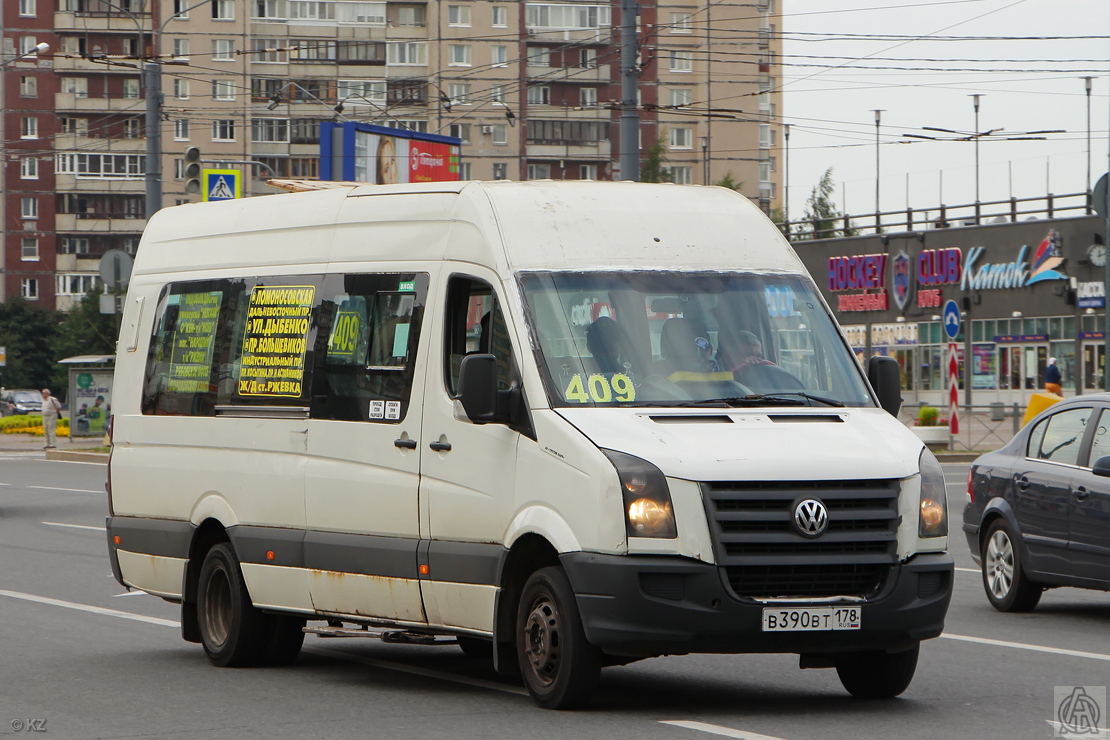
left=202, top=169, right=241, bottom=202
left=943, top=299, right=961, bottom=339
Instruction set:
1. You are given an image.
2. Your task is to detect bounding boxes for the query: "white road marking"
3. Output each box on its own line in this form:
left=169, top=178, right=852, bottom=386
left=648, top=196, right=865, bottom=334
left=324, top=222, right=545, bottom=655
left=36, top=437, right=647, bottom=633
left=112, top=591, right=148, bottom=598
left=660, top=721, right=788, bottom=739
left=955, top=567, right=979, bottom=573
left=942, top=633, right=1110, bottom=662
left=27, top=485, right=103, bottom=494
left=0, top=590, right=177, bottom=627
left=42, top=521, right=104, bottom=532
left=305, top=645, right=528, bottom=696
left=1044, top=720, right=1108, bottom=737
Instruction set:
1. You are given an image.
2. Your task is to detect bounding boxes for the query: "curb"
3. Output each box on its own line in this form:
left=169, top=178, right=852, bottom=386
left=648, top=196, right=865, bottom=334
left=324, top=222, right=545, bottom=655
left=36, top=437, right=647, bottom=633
left=45, top=450, right=109, bottom=463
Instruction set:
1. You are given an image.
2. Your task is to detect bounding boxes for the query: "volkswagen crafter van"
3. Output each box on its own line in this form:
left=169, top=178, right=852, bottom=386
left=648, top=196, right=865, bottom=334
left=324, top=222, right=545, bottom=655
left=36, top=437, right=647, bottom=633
left=106, top=180, right=952, bottom=709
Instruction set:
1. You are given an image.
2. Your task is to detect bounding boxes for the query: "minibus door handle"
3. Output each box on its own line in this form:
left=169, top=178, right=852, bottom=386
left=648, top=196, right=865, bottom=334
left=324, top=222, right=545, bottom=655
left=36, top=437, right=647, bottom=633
left=429, top=441, right=452, bottom=452
left=394, top=438, right=418, bottom=450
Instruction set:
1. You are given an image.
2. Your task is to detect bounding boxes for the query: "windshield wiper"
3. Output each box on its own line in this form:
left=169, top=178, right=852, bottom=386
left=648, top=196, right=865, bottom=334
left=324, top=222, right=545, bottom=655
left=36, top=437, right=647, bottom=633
left=742, top=392, right=846, bottom=407
left=660, top=393, right=846, bottom=408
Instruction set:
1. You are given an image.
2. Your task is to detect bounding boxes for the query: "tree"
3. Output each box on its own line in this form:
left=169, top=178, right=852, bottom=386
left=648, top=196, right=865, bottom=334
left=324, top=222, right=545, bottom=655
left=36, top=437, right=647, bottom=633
left=640, top=132, right=672, bottom=183
left=0, top=298, right=60, bottom=392
left=800, top=167, right=857, bottom=240
left=714, top=171, right=743, bottom=192
left=50, top=288, right=118, bottom=392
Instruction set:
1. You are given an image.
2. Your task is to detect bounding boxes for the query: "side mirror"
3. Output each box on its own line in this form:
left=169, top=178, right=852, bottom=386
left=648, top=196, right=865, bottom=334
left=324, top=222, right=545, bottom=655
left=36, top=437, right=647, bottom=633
left=456, top=354, right=503, bottom=424
left=1092, top=455, right=1110, bottom=477
left=867, top=355, right=902, bottom=417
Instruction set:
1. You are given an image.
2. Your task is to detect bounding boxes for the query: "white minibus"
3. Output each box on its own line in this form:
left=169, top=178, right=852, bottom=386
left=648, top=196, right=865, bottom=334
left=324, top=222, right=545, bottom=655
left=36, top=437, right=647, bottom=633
left=107, top=180, right=952, bottom=709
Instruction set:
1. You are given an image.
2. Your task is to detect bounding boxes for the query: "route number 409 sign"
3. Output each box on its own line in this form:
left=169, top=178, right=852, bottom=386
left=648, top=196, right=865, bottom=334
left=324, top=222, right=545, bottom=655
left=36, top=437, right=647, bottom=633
left=563, top=373, right=637, bottom=404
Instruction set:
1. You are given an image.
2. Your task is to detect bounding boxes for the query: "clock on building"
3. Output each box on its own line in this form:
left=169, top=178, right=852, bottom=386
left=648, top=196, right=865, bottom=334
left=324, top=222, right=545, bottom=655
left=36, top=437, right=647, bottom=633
left=1088, top=243, right=1107, bottom=268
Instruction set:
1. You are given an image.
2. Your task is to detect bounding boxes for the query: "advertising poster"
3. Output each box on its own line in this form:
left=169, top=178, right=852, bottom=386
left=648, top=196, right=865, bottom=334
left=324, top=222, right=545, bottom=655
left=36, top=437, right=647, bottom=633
left=167, top=291, right=222, bottom=394
left=352, top=131, right=460, bottom=184
left=70, top=370, right=113, bottom=436
left=973, top=345, right=997, bottom=389
left=238, top=285, right=315, bottom=398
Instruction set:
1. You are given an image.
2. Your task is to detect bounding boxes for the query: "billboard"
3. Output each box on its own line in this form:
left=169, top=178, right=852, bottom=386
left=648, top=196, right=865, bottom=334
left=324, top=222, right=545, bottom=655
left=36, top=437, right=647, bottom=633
left=320, top=122, right=462, bottom=184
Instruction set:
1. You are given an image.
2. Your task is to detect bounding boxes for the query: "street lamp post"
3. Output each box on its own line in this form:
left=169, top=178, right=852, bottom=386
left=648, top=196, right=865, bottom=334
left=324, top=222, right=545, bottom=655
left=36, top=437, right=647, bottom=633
left=971, top=94, right=984, bottom=210
left=1083, top=77, right=1094, bottom=198
left=872, top=109, right=884, bottom=231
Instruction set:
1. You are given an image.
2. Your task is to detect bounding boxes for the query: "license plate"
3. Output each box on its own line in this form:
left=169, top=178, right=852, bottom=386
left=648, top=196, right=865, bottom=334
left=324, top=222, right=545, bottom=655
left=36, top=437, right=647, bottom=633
left=761, top=606, right=862, bottom=631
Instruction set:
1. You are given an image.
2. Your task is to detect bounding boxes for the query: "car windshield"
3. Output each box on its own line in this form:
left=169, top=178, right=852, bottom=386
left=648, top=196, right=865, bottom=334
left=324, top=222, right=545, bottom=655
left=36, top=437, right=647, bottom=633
left=518, top=271, right=874, bottom=408
left=13, top=391, right=41, bottom=403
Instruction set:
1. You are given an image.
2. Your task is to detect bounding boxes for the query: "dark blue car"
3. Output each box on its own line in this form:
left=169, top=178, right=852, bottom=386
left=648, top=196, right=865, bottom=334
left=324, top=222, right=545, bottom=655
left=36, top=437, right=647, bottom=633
left=964, top=395, right=1110, bottom=611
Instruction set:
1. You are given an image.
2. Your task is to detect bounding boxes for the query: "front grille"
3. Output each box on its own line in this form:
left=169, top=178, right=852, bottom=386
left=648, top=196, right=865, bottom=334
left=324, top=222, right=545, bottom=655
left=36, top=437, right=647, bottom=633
left=704, top=479, right=900, bottom=600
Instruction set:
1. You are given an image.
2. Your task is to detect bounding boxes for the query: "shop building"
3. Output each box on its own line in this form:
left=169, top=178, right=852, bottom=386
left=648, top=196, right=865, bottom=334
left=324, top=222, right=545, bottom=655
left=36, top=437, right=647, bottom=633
left=794, top=214, right=1107, bottom=406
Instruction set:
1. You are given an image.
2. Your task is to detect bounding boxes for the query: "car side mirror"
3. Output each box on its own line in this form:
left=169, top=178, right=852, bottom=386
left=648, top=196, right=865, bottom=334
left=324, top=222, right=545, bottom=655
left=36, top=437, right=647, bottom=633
left=1092, top=455, right=1110, bottom=477
left=867, top=355, right=903, bottom=417
left=456, top=354, right=507, bottom=424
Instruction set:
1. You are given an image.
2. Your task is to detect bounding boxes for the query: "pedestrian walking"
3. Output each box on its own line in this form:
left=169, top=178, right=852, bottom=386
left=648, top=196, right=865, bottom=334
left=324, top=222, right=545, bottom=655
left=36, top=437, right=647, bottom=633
left=41, top=388, right=62, bottom=449
left=1045, top=357, right=1063, bottom=396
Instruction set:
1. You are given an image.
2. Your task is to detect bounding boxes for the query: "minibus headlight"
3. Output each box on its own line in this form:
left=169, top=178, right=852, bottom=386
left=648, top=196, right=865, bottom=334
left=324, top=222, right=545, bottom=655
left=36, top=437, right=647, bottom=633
left=603, top=449, right=677, bottom=539
left=918, top=448, right=948, bottom=538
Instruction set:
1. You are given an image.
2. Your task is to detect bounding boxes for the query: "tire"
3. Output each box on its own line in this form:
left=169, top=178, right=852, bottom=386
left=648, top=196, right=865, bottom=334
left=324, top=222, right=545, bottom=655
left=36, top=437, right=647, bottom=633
left=835, top=642, right=919, bottom=699
left=260, top=614, right=306, bottom=667
left=516, top=567, right=602, bottom=710
left=981, top=519, right=1043, bottom=612
left=196, top=543, right=267, bottom=667
left=457, top=636, right=494, bottom=660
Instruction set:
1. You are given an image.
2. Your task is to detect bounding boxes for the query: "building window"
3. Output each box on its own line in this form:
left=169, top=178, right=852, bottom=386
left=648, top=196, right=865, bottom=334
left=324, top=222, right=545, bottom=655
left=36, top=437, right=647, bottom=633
left=447, top=5, right=471, bottom=26
left=212, top=80, right=236, bottom=101
left=22, top=238, right=40, bottom=261
left=290, top=157, right=318, bottom=178
left=580, top=48, right=597, bottom=68
left=174, top=158, right=185, bottom=179
left=22, top=279, right=39, bottom=300
left=672, top=166, right=692, bottom=184
left=55, top=152, right=145, bottom=177
left=252, top=118, right=290, bottom=143
left=61, top=77, right=88, bottom=98
left=760, top=161, right=772, bottom=183
left=527, top=163, right=552, bottom=180
left=448, top=123, right=471, bottom=144
left=670, top=51, right=693, bottom=72
left=528, top=48, right=550, bottom=67
left=212, top=39, right=235, bottom=60
left=20, top=157, right=38, bottom=179
left=526, top=86, right=550, bottom=105
left=491, top=123, right=508, bottom=145
left=759, top=123, right=774, bottom=148
left=213, top=120, right=236, bottom=141
left=123, top=78, right=140, bottom=99
left=22, top=198, right=38, bottom=219
left=387, top=42, right=427, bottom=65
left=172, top=0, right=191, bottom=17
left=490, top=85, right=506, bottom=102
left=252, top=0, right=284, bottom=20
left=492, top=45, right=508, bottom=67
left=458, top=162, right=472, bottom=180
left=493, top=163, right=508, bottom=180
left=670, top=127, right=692, bottom=149
left=60, top=117, right=88, bottom=135
left=338, top=79, right=386, bottom=102
left=670, top=88, right=692, bottom=107
left=124, top=119, right=142, bottom=138
left=20, top=76, right=37, bottom=98
left=447, top=83, right=471, bottom=106
left=174, top=79, right=190, bottom=99
left=388, top=119, right=428, bottom=133
left=174, top=119, right=190, bottom=140
left=580, top=164, right=597, bottom=180
left=56, top=274, right=100, bottom=297
left=252, top=38, right=288, bottom=63
left=580, top=87, right=597, bottom=107
left=173, top=38, right=190, bottom=58
left=19, top=0, right=36, bottom=17
left=448, top=44, right=471, bottom=67
left=21, top=117, right=38, bottom=139
left=492, top=5, right=507, bottom=27
left=291, top=118, right=322, bottom=144
left=397, top=5, right=425, bottom=26
left=670, top=12, right=692, bottom=33
left=526, top=4, right=611, bottom=30
left=60, top=237, right=90, bottom=255
left=212, top=0, right=234, bottom=20
left=20, top=36, right=39, bottom=56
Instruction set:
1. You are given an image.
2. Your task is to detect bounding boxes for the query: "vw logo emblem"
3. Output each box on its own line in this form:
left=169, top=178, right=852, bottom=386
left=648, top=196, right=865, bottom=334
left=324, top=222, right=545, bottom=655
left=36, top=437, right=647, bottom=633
left=793, top=498, right=829, bottom=537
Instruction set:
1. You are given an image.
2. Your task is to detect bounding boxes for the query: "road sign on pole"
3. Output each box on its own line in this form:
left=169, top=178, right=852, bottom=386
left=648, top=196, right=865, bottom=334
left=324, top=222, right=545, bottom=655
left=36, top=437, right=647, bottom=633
left=203, top=169, right=241, bottom=202
left=943, top=300, right=961, bottom=439
left=942, top=300, right=961, bottom=339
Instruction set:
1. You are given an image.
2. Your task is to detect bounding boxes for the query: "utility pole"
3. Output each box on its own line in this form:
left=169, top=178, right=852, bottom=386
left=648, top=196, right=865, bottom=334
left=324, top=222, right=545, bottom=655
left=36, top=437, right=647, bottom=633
left=144, top=61, right=163, bottom=219
left=872, top=109, right=883, bottom=230
left=783, top=124, right=791, bottom=224
left=618, top=0, right=640, bottom=181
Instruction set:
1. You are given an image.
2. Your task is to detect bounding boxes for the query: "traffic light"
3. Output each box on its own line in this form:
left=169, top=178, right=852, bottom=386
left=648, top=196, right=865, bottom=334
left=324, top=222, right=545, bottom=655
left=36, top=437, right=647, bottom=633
left=184, top=146, right=202, bottom=194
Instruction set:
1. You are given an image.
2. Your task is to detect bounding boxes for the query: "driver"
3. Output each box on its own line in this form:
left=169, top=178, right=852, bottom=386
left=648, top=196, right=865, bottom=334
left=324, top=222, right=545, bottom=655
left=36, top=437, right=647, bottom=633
left=729, top=331, right=776, bottom=374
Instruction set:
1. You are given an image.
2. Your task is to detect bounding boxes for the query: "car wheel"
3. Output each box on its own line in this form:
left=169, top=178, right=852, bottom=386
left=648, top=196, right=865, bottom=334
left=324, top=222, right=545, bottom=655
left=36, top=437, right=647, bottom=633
left=835, top=642, right=919, bottom=699
left=196, top=543, right=267, bottom=667
left=981, top=519, right=1042, bottom=612
left=516, top=567, right=602, bottom=710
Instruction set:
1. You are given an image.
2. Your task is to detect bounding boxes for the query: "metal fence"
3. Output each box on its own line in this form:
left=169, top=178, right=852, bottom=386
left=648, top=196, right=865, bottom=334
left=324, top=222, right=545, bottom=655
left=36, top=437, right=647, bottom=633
left=900, top=402, right=1024, bottom=453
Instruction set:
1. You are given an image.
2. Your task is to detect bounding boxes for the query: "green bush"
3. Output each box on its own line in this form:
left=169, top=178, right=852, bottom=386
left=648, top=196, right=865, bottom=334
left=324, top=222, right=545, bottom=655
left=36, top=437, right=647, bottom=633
left=918, top=406, right=939, bottom=427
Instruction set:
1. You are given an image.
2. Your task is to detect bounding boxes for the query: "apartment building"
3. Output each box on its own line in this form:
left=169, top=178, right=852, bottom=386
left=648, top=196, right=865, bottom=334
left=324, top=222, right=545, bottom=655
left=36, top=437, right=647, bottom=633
left=1, top=0, right=782, bottom=311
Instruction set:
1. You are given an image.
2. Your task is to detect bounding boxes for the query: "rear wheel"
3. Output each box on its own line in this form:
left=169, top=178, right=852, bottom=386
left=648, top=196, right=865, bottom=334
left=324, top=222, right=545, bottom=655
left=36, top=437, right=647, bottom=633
left=516, top=567, right=601, bottom=710
left=981, top=519, right=1042, bottom=612
left=835, top=642, right=919, bottom=699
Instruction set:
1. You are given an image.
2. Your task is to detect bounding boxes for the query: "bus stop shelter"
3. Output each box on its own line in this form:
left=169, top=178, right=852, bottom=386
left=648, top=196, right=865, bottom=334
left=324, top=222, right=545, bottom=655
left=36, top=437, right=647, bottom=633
left=59, top=355, right=114, bottom=437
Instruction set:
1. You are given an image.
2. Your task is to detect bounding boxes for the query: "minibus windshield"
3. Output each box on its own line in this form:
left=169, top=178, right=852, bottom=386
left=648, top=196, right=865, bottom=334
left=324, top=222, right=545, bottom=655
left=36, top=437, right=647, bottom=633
left=519, top=271, right=874, bottom=409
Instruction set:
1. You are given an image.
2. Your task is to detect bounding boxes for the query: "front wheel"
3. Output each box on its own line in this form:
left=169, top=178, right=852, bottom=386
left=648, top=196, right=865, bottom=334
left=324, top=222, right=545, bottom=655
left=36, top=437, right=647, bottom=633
left=835, top=642, right=919, bottom=699
left=516, top=567, right=602, bottom=710
left=981, top=519, right=1042, bottom=612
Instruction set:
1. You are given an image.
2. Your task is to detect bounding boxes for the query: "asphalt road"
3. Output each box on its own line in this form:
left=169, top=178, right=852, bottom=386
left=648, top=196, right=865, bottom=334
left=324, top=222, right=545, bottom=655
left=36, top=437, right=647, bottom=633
left=1, top=456, right=1106, bottom=740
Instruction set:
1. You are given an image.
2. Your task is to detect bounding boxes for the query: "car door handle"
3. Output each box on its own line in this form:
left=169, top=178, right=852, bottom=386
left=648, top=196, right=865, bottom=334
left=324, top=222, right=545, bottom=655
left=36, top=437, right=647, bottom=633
left=1016, top=476, right=1030, bottom=491
left=394, top=438, right=417, bottom=450
left=429, top=441, right=452, bottom=452
left=1074, top=486, right=1091, bottom=501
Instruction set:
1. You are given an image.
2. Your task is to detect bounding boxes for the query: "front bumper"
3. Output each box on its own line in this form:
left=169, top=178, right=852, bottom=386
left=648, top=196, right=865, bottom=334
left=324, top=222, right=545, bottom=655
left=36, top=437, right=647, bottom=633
left=561, top=551, right=953, bottom=657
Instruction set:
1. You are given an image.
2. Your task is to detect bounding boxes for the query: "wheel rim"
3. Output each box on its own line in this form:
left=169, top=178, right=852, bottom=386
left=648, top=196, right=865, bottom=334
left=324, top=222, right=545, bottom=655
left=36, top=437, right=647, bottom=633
left=522, top=592, right=562, bottom=688
left=203, top=564, right=233, bottom=649
left=985, top=530, right=1015, bottom=600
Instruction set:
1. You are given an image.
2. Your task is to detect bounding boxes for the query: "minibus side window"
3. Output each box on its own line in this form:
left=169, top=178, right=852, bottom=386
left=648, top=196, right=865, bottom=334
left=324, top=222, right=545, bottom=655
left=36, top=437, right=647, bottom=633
left=444, top=276, right=513, bottom=396
left=310, top=272, right=428, bottom=422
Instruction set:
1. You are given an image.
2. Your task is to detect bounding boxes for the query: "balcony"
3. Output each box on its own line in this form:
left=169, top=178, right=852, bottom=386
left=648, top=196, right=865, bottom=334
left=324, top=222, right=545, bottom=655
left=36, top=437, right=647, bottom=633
left=54, top=11, right=150, bottom=32
left=52, top=54, right=142, bottom=75
left=55, top=135, right=145, bottom=152
left=526, top=141, right=611, bottom=160
left=55, top=92, right=142, bottom=112
left=526, top=28, right=608, bottom=45
left=55, top=174, right=145, bottom=192
left=55, top=213, right=147, bottom=233
left=526, top=64, right=610, bottom=83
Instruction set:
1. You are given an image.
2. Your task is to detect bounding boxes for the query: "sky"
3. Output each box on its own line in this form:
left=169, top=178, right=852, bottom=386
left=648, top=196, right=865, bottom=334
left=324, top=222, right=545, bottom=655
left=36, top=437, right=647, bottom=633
left=780, top=0, right=1110, bottom=225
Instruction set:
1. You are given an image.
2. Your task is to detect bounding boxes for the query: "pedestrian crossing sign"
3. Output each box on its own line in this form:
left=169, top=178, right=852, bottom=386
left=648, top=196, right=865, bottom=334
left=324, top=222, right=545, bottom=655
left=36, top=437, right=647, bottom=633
left=202, top=169, right=241, bottom=202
